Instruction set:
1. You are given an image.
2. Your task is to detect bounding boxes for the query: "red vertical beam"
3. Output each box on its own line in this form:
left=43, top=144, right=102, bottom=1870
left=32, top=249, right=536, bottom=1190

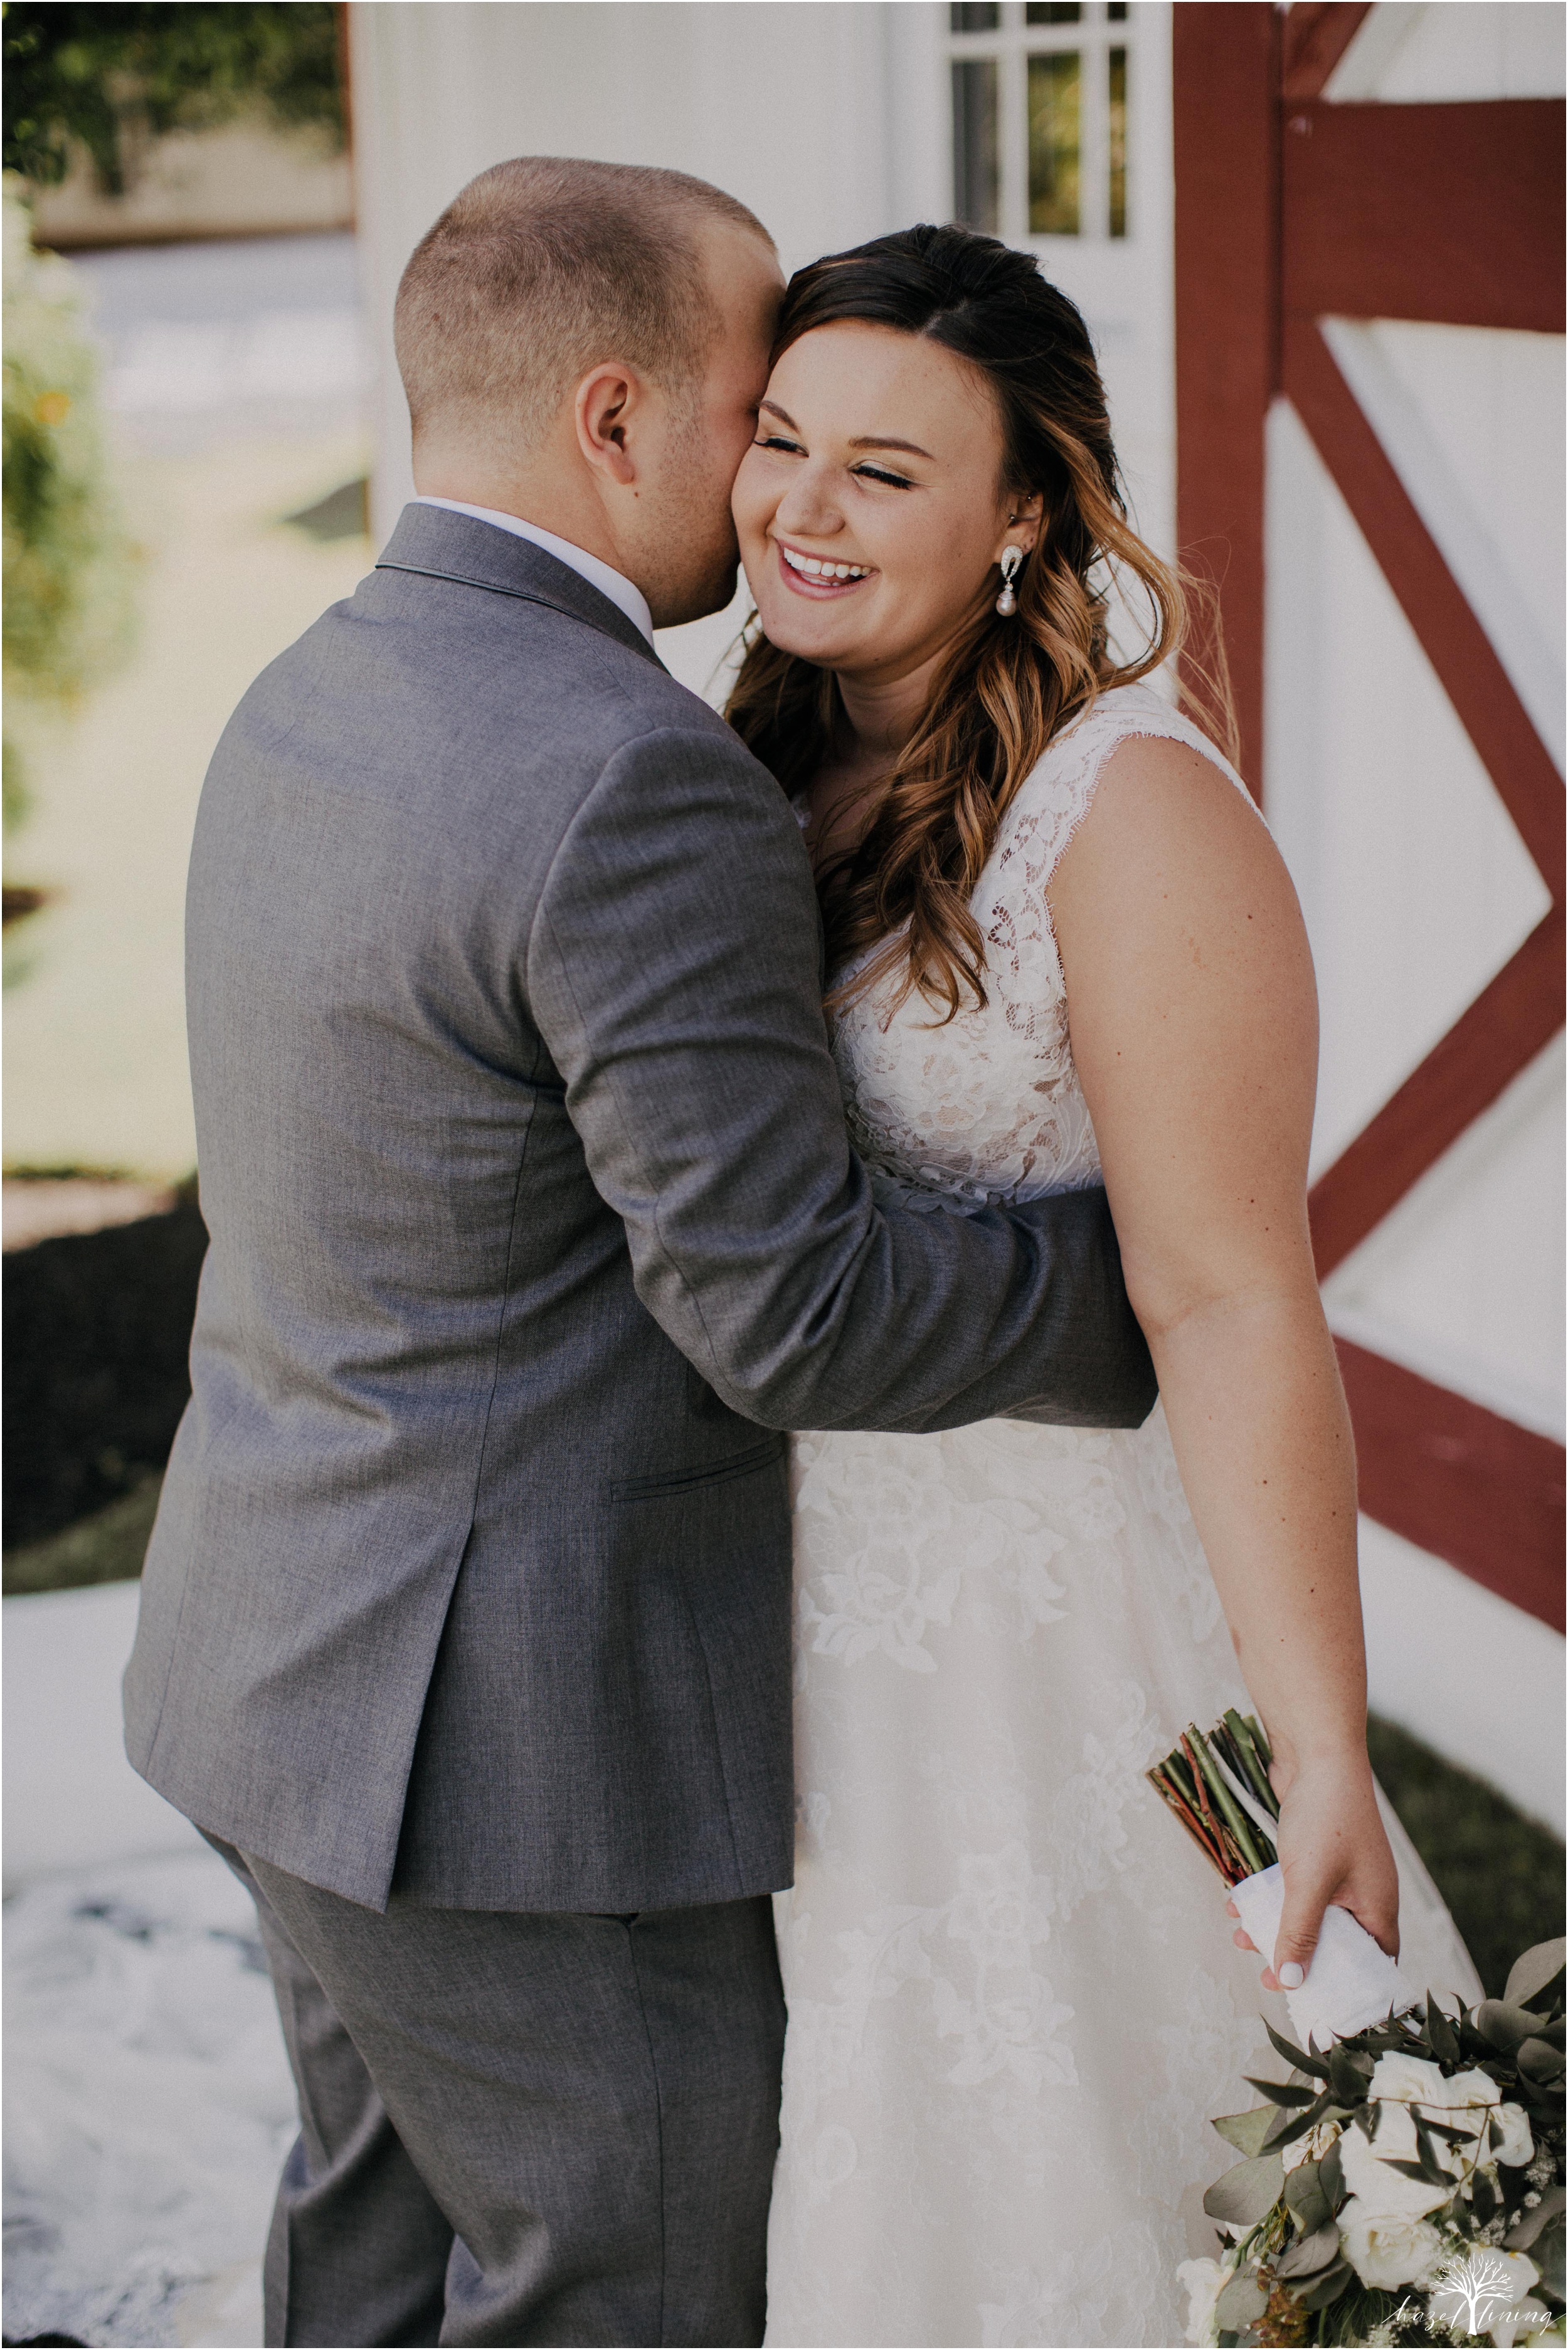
left=1172, top=4, right=1279, bottom=801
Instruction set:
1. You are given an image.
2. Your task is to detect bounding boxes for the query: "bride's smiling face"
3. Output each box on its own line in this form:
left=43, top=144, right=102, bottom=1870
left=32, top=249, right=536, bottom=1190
left=732, top=319, right=1038, bottom=687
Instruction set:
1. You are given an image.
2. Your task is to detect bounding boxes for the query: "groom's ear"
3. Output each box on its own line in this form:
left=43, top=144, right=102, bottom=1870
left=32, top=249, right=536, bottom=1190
left=575, top=363, right=644, bottom=487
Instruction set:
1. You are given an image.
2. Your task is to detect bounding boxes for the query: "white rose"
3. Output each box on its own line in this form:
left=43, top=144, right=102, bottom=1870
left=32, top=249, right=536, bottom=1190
left=1339, top=2108, right=1451, bottom=2217
left=1350, top=2056, right=1530, bottom=2206
left=1491, top=2102, right=1536, bottom=2170
left=1337, top=2198, right=1448, bottom=2289
left=1442, top=2066, right=1525, bottom=2132
left=1283, top=2116, right=1343, bottom=2173
left=1372, top=2055, right=1531, bottom=2162
left=1175, top=2256, right=1231, bottom=2346
left=1367, top=2051, right=1452, bottom=2109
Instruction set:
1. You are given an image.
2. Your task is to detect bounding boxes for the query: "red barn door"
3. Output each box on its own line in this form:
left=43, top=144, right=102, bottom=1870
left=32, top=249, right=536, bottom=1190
left=1173, top=2, right=1564, bottom=1636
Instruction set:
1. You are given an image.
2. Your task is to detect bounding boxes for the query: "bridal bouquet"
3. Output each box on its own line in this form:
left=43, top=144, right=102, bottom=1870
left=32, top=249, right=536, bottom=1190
left=1148, top=1713, right=1417, bottom=2048
left=1176, top=1936, right=1565, bottom=2346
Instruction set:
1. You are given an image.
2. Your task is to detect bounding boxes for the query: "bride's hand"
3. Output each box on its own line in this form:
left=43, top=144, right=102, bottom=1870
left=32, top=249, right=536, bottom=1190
left=1225, top=1746, right=1399, bottom=1991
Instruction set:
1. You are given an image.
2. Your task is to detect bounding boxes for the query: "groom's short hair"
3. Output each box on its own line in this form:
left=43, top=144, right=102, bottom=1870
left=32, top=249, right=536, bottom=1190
left=395, top=156, right=774, bottom=449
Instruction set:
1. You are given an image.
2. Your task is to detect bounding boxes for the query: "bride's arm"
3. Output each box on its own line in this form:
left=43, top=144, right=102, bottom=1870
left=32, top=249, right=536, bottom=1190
left=1047, top=729, right=1399, bottom=1988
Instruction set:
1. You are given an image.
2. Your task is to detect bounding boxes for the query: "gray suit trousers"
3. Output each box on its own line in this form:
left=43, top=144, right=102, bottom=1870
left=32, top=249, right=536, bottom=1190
left=212, top=1843, right=785, bottom=2347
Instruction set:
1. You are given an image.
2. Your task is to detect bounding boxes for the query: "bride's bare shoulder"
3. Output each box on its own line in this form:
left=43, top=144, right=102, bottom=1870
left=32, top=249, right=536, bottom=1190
left=1044, top=691, right=1306, bottom=1015
left=1050, top=690, right=1276, bottom=887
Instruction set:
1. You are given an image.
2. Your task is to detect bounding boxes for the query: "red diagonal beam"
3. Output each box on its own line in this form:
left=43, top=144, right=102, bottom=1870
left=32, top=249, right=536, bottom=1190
left=1310, top=907, right=1564, bottom=1279
left=1282, top=3, right=1370, bottom=103
left=1337, top=1340, right=1565, bottom=1633
left=1283, top=100, right=1566, bottom=332
left=1283, top=316, right=1565, bottom=897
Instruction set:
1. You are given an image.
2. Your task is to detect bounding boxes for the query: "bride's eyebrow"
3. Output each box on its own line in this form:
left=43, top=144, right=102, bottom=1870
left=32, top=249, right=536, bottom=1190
left=757, top=401, right=934, bottom=464
left=849, top=435, right=935, bottom=460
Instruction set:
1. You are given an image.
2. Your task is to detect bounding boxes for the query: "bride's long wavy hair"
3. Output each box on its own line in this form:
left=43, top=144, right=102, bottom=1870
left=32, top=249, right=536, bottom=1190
left=725, top=224, right=1236, bottom=1022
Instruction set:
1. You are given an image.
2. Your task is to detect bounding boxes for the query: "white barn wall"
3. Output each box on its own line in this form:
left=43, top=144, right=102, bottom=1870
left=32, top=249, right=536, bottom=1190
left=1264, top=2, right=1566, bottom=1811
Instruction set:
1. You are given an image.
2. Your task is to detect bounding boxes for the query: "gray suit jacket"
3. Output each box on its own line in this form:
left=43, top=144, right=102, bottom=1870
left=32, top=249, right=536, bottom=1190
left=125, top=504, right=1155, bottom=1913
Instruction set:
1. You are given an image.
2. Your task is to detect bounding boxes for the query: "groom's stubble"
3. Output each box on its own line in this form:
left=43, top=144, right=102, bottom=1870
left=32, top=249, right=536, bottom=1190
left=617, top=218, right=785, bottom=630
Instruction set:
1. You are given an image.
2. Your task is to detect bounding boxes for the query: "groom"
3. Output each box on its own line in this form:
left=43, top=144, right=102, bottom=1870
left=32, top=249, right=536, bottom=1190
left=126, top=159, right=1155, bottom=2347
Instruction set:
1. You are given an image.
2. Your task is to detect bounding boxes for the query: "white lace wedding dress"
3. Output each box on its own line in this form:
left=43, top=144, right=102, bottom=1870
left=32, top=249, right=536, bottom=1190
left=763, top=682, right=1483, bottom=2349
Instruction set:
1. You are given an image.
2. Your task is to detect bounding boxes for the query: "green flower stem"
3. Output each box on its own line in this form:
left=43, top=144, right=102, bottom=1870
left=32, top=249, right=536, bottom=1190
left=1187, top=1723, right=1270, bottom=1879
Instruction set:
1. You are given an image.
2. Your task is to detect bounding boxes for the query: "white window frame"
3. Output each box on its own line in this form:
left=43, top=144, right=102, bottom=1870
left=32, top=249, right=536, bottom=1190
left=947, top=1, right=1136, bottom=248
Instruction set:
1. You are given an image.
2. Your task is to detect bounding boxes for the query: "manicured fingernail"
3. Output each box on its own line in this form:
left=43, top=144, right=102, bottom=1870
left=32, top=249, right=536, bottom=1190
left=1278, top=1961, right=1305, bottom=1988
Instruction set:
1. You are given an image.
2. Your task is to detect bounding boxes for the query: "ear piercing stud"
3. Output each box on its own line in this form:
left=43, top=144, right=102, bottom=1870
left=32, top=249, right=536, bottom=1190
left=995, top=546, right=1025, bottom=617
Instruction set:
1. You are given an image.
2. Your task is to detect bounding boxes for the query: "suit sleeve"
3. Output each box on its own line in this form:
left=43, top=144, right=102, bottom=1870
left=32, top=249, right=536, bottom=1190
left=527, top=724, right=1155, bottom=1432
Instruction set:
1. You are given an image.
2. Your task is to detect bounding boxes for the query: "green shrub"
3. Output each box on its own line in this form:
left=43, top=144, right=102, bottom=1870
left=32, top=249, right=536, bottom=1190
left=3, top=2, right=344, bottom=194
left=1, top=174, right=137, bottom=831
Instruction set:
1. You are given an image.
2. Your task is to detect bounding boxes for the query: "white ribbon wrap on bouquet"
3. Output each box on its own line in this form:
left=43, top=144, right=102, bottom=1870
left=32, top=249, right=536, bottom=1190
left=1229, top=1863, right=1421, bottom=2047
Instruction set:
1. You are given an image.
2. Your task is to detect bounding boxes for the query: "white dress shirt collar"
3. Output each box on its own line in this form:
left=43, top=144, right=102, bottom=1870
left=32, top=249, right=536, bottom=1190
left=413, top=497, right=654, bottom=645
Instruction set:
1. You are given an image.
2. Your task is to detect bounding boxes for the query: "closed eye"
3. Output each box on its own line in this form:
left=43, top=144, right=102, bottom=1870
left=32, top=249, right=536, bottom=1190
left=753, top=433, right=805, bottom=456
left=852, top=462, right=917, bottom=490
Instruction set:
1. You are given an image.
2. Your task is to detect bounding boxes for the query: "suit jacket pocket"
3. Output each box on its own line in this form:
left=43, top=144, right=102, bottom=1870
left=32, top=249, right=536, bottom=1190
left=608, top=1435, right=786, bottom=1504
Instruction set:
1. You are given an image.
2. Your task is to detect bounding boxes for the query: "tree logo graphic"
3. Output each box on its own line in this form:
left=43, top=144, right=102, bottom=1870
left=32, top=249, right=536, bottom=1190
left=1427, top=2248, right=1521, bottom=2334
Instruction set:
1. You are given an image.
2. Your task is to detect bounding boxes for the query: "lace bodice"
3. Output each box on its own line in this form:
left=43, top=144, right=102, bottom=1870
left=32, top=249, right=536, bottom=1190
left=820, top=681, right=1251, bottom=1211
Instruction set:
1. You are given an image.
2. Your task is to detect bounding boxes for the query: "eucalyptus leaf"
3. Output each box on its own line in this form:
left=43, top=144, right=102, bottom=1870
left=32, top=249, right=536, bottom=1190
left=1295, top=2258, right=1352, bottom=2313
left=1411, top=2114, right=1450, bottom=2188
left=1273, top=2221, right=1340, bottom=2279
left=1264, top=2016, right=1329, bottom=2082
left=1328, top=2045, right=1371, bottom=2106
left=1266, top=2093, right=1347, bottom=2154
left=1214, top=2267, right=1269, bottom=2329
left=1318, top=2136, right=1344, bottom=2208
left=1535, top=2212, right=1565, bottom=2302
left=1244, top=2073, right=1318, bottom=2107
left=1477, top=1999, right=1549, bottom=2053
left=1203, top=2152, right=1286, bottom=2226
left=1517, top=2036, right=1568, bottom=2084
left=1505, top=1938, right=1567, bottom=2011
left=1212, top=2106, right=1277, bottom=2159
left=1506, top=2184, right=1565, bottom=2252
left=1424, top=1993, right=1460, bottom=2063
left=1283, top=2162, right=1332, bottom=2235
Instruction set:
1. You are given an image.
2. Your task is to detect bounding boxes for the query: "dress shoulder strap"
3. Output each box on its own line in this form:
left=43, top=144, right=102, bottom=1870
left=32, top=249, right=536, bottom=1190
left=997, top=680, right=1258, bottom=897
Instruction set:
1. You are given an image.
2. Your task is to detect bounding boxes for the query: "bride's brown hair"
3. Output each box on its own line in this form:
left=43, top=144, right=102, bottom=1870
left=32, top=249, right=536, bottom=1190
left=725, top=223, right=1235, bottom=1022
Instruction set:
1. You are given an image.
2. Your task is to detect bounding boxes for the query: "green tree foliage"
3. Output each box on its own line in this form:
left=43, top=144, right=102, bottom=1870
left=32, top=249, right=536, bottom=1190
left=3, top=3, right=344, bottom=195
left=2, top=178, right=136, bottom=831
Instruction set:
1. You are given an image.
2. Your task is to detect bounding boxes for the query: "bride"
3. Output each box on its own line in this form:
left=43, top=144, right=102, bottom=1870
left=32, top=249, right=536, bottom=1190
left=725, top=225, right=1482, bottom=2349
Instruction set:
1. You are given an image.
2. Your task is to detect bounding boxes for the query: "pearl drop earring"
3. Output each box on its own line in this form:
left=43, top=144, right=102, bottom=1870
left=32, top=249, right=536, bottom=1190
left=995, top=545, right=1024, bottom=617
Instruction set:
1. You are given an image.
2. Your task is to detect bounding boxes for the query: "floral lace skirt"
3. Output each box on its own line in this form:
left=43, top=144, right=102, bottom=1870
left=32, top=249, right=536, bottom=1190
left=763, top=1411, right=1483, bottom=2348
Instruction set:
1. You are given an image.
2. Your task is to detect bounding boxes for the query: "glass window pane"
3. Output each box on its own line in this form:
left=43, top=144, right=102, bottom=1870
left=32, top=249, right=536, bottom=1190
left=1108, top=45, right=1128, bottom=237
left=952, top=58, right=1000, bottom=233
left=950, top=4, right=1000, bottom=30
left=1027, top=50, right=1080, bottom=235
left=1025, top=3, right=1081, bottom=20
left=1107, top=2, right=1128, bottom=19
